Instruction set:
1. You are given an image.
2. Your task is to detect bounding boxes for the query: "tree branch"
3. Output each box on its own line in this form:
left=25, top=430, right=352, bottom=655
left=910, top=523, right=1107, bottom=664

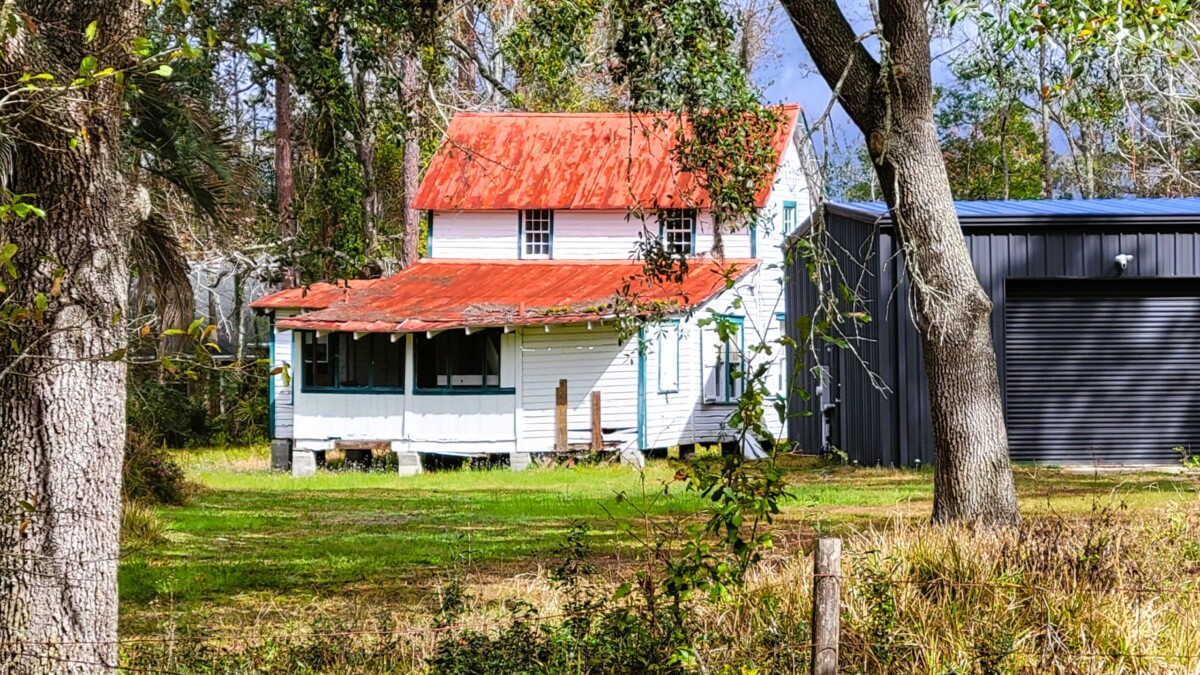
left=778, top=0, right=880, bottom=128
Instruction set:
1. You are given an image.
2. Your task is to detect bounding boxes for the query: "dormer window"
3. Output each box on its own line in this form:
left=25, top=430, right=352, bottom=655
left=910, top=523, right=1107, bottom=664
left=521, top=209, right=553, bottom=258
left=661, top=209, right=695, bottom=255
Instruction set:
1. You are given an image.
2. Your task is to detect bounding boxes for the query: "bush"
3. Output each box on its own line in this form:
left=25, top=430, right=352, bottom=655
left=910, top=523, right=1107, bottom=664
left=124, top=431, right=187, bottom=506
left=121, top=500, right=169, bottom=548
left=126, top=359, right=270, bottom=449
left=429, top=524, right=692, bottom=674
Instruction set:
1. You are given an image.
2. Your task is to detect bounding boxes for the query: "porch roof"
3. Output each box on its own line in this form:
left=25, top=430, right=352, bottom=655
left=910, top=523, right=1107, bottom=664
left=253, top=258, right=759, bottom=333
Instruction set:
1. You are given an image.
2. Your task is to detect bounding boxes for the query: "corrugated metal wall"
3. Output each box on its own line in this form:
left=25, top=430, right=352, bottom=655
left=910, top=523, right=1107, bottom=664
left=790, top=220, right=1200, bottom=466
left=786, top=211, right=895, bottom=464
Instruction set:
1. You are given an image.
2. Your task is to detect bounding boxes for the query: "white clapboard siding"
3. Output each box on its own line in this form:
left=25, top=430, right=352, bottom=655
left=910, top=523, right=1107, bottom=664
left=520, top=324, right=638, bottom=450
left=694, top=216, right=753, bottom=260
left=293, top=390, right=406, bottom=440
left=273, top=320, right=296, bottom=439
left=550, top=211, right=644, bottom=259
left=643, top=276, right=789, bottom=448
left=431, top=208, right=757, bottom=261
left=406, top=394, right=517, bottom=445
left=430, top=210, right=520, bottom=258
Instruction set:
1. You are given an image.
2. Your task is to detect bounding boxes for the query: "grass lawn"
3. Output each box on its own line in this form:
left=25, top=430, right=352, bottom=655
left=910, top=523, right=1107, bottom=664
left=119, top=446, right=1200, bottom=639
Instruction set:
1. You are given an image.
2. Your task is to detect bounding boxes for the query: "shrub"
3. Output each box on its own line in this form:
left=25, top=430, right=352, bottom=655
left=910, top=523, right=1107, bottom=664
left=121, top=500, right=169, bottom=548
left=124, top=431, right=187, bottom=506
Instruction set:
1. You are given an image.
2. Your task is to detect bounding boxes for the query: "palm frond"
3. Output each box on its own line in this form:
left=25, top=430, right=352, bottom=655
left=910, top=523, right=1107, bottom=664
left=130, top=212, right=193, bottom=334
left=127, top=73, right=254, bottom=229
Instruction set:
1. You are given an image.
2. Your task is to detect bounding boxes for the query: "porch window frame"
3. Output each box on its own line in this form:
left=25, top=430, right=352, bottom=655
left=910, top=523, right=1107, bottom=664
left=413, top=328, right=515, bottom=395
left=299, top=331, right=406, bottom=394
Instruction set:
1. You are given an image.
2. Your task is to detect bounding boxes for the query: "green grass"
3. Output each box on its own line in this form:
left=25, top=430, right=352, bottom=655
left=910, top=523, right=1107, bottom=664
left=119, top=446, right=1200, bottom=638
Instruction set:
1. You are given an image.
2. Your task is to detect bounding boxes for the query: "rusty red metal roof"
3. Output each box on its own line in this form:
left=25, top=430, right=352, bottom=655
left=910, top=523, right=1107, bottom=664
left=413, top=105, right=800, bottom=211
left=249, top=279, right=383, bottom=311
left=260, top=258, right=759, bottom=332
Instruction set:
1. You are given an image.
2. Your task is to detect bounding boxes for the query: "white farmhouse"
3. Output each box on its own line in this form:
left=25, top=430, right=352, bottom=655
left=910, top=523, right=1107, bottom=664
left=252, top=107, right=812, bottom=475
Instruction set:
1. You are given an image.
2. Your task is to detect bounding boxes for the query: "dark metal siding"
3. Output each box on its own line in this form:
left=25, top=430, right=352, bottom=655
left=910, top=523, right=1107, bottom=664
left=1005, top=279, right=1200, bottom=464
left=790, top=218, right=1200, bottom=466
left=786, top=212, right=895, bottom=464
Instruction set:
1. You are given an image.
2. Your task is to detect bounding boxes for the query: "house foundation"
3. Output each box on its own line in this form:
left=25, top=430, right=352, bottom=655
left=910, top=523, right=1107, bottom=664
left=395, top=451, right=422, bottom=476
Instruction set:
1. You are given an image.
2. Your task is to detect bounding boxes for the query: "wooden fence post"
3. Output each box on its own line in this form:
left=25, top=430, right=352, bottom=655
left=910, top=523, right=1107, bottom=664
left=555, top=379, right=568, bottom=451
left=812, top=537, right=841, bottom=675
left=590, top=390, right=603, bottom=451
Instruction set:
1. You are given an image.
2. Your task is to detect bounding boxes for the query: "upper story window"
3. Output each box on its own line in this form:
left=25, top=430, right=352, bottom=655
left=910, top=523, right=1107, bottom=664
left=301, top=332, right=404, bottom=392
left=660, top=209, right=695, bottom=255
left=521, top=209, right=553, bottom=259
left=782, top=201, right=798, bottom=233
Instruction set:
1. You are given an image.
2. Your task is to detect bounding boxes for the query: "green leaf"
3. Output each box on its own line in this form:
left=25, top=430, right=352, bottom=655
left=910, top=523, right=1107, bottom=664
left=84, top=20, right=98, bottom=43
left=79, top=55, right=98, bottom=76
left=150, top=64, right=173, bottom=78
left=205, top=28, right=219, bottom=47
left=34, top=293, right=46, bottom=313
left=176, top=0, right=191, bottom=14
left=131, top=37, right=153, bottom=57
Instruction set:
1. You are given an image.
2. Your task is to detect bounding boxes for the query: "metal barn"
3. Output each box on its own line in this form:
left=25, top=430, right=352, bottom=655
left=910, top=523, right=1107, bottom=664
left=786, top=198, right=1200, bottom=467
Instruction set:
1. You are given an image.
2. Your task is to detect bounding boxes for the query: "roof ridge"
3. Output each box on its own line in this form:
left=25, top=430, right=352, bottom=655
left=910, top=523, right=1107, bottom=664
left=455, top=104, right=801, bottom=119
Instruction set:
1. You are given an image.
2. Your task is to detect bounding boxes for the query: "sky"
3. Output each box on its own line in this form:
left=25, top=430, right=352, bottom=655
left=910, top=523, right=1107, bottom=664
left=755, top=10, right=964, bottom=162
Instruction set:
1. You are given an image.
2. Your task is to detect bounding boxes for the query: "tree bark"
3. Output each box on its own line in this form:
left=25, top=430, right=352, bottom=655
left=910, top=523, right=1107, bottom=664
left=353, top=63, right=381, bottom=264
left=1038, top=34, right=1053, bottom=198
left=399, top=52, right=422, bottom=268
left=781, top=0, right=1020, bottom=526
left=0, top=1, right=144, bottom=671
left=275, top=63, right=298, bottom=288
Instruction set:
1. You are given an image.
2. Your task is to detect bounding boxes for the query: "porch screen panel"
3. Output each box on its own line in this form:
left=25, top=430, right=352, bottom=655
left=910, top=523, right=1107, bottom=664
left=415, top=330, right=504, bottom=390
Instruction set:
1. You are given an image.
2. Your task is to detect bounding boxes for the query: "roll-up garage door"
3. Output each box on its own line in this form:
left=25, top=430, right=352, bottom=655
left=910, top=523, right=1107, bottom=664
left=1005, top=279, right=1200, bottom=464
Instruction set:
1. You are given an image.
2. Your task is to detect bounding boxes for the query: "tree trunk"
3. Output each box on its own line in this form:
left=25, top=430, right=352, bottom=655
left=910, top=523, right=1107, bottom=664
left=353, top=65, right=381, bottom=265
left=873, top=122, right=1020, bottom=526
left=275, top=63, right=298, bottom=288
left=1038, top=34, right=1053, bottom=198
left=0, top=3, right=144, bottom=670
left=781, top=0, right=1020, bottom=526
left=400, top=52, right=422, bottom=268
left=456, top=3, right=479, bottom=92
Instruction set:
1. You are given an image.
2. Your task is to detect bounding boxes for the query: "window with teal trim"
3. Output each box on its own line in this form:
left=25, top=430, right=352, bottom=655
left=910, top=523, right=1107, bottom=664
left=714, top=317, right=745, bottom=403
left=782, top=202, right=797, bottom=233
left=661, top=209, right=695, bottom=255
left=657, top=322, right=680, bottom=393
left=301, top=332, right=404, bottom=391
left=414, top=329, right=506, bottom=392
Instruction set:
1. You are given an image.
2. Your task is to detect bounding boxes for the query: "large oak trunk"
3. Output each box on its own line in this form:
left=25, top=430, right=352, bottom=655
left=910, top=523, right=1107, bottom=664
left=0, top=1, right=143, bottom=671
left=873, top=123, right=1021, bottom=526
left=782, top=0, right=1020, bottom=525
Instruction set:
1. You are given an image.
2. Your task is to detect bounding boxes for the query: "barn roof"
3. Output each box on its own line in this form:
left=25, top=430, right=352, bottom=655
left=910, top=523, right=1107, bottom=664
left=825, top=197, right=1200, bottom=226
left=412, top=105, right=801, bottom=211
left=255, top=258, right=759, bottom=333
